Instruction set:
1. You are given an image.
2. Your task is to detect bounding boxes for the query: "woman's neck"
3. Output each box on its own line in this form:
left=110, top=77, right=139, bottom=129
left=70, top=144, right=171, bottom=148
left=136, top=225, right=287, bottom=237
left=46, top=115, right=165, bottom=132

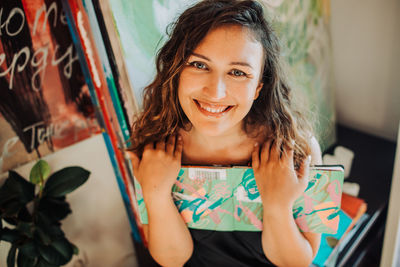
left=188, top=127, right=248, bottom=151
left=179, top=125, right=265, bottom=166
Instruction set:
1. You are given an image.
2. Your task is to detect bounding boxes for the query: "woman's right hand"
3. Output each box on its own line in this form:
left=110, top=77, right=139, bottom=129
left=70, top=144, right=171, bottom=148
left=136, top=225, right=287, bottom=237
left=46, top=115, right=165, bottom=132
left=128, top=136, right=193, bottom=266
left=128, top=135, right=183, bottom=199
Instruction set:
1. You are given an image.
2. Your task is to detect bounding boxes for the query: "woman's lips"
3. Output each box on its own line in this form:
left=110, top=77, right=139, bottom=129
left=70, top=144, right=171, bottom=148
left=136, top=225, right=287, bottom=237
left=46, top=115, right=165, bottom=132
left=194, top=99, right=233, bottom=117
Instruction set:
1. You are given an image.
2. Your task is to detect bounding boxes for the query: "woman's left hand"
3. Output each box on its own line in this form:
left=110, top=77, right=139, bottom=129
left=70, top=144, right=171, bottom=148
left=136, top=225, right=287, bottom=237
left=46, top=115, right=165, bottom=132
left=251, top=140, right=311, bottom=213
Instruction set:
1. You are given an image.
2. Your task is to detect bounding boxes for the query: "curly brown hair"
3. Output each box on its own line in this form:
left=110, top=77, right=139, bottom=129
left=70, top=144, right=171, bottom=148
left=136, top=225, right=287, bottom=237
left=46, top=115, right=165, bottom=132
left=129, top=0, right=313, bottom=167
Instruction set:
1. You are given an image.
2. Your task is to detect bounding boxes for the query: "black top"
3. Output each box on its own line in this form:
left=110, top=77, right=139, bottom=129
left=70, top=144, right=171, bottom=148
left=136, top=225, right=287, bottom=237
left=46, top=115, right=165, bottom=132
left=184, top=229, right=276, bottom=267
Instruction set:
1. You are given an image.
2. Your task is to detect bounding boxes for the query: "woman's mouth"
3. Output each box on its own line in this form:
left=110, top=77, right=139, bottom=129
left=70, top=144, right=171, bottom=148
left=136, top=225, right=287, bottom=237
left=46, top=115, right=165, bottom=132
left=194, top=100, right=233, bottom=117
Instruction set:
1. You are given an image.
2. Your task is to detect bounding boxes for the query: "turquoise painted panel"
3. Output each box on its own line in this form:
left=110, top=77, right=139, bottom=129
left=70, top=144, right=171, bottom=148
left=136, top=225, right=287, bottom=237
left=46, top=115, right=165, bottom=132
left=134, top=165, right=344, bottom=234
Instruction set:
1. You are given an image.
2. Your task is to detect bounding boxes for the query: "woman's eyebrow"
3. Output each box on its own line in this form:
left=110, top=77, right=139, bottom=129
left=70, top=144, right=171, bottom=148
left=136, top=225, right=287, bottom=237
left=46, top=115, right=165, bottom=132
left=191, top=52, right=253, bottom=69
left=191, top=52, right=211, bottom=61
left=230, top=62, right=253, bottom=69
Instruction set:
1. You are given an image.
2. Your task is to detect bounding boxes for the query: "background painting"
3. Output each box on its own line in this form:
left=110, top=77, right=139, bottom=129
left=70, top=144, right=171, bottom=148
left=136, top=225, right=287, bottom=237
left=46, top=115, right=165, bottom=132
left=109, top=0, right=336, bottom=149
left=265, top=0, right=336, bottom=150
left=0, top=0, right=100, bottom=174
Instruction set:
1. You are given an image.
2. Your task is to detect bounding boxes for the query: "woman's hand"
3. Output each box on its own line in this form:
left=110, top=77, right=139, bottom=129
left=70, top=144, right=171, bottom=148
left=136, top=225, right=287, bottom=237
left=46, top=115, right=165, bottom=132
left=128, top=135, right=183, bottom=198
left=254, top=138, right=321, bottom=267
left=128, top=136, right=193, bottom=266
left=251, top=140, right=311, bottom=213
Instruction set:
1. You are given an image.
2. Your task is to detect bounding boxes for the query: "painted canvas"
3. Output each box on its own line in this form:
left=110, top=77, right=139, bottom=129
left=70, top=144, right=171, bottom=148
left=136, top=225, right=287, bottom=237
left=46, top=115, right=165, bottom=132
left=262, top=0, right=336, bottom=150
left=134, top=165, right=344, bottom=234
left=108, top=0, right=198, bottom=104
left=0, top=0, right=100, bottom=174
left=109, top=0, right=335, bottom=149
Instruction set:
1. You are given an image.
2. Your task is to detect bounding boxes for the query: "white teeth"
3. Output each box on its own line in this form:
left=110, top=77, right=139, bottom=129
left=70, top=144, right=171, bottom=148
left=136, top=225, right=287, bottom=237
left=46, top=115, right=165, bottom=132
left=198, top=101, right=228, bottom=113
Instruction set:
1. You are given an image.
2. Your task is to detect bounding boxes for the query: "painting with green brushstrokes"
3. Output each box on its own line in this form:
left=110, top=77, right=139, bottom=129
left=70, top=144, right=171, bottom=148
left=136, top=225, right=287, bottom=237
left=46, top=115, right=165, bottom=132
left=134, top=165, right=344, bottom=233
left=108, top=0, right=336, bottom=149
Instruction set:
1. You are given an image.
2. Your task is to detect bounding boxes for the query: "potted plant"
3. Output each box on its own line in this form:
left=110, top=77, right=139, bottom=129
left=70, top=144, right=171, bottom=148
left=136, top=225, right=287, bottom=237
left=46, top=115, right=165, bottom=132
left=0, top=160, right=90, bottom=267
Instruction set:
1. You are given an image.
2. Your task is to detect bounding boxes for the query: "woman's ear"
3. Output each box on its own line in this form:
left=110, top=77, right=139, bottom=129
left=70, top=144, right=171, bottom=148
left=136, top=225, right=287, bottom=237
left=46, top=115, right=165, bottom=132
left=254, top=83, right=263, bottom=100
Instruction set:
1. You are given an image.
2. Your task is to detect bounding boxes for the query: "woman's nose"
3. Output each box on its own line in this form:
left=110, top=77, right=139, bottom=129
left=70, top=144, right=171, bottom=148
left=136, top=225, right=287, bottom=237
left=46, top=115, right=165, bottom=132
left=204, top=75, right=227, bottom=100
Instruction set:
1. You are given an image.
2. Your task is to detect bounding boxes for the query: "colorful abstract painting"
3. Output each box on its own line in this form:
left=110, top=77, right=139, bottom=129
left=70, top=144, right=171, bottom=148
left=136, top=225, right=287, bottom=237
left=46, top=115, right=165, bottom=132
left=312, top=209, right=353, bottom=266
left=109, top=0, right=336, bottom=149
left=0, top=0, right=100, bottom=174
left=262, top=0, right=336, bottom=150
left=135, top=166, right=344, bottom=234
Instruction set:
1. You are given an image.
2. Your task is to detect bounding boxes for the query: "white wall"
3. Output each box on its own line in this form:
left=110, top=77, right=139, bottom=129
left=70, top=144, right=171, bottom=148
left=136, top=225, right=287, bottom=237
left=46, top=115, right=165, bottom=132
left=330, top=0, right=400, bottom=141
left=381, top=123, right=400, bottom=266
left=0, top=135, right=137, bottom=267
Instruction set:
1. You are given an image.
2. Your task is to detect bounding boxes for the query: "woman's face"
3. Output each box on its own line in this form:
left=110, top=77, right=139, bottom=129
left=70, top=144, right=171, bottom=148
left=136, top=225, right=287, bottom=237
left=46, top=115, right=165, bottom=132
left=178, top=25, right=264, bottom=137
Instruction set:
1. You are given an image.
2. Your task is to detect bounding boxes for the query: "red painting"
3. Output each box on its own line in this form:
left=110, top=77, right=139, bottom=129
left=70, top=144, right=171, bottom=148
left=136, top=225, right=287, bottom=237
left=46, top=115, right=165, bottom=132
left=0, top=0, right=100, bottom=173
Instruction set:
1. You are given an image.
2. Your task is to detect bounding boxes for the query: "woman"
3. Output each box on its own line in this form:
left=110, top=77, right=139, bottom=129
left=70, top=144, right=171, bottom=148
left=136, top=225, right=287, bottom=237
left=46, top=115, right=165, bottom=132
left=129, top=1, right=322, bottom=266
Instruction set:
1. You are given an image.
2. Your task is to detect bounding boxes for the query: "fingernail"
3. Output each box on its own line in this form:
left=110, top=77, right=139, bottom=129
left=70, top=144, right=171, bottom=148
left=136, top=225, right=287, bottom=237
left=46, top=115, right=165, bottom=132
left=254, top=142, right=258, bottom=147
left=178, top=135, right=182, bottom=140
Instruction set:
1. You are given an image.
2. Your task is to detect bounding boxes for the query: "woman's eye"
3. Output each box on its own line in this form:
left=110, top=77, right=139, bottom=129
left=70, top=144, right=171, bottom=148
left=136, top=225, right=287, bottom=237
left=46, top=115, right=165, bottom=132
left=230, top=69, right=246, bottom=77
left=189, top=61, right=207, bottom=70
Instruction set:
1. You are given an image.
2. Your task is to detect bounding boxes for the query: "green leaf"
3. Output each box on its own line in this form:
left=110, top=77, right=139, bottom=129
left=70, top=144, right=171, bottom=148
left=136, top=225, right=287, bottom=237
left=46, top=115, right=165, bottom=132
left=43, top=167, right=90, bottom=197
left=1, top=227, right=20, bottom=243
left=38, top=196, right=71, bottom=223
left=1, top=201, right=22, bottom=217
left=35, top=211, right=52, bottom=229
left=17, top=248, right=37, bottom=267
left=51, top=238, right=73, bottom=262
left=34, top=258, right=58, bottom=267
left=0, top=171, right=35, bottom=205
left=35, top=226, right=51, bottom=246
left=71, top=242, right=79, bottom=255
left=0, top=190, right=16, bottom=205
left=17, top=206, right=33, bottom=223
left=19, top=240, right=39, bottom=258
left=30, top=160, right=51, bottom=185
left=8, top=171, right=35, bottom=203
left=35, top=211, right=64, bottom=240
left=7, top=244, right=16, bottom=267
left=46, top=225, right=64, bottom=240
left=38, top=237, right=73, bottom=265
left=17, top=222, right=34, bottom=238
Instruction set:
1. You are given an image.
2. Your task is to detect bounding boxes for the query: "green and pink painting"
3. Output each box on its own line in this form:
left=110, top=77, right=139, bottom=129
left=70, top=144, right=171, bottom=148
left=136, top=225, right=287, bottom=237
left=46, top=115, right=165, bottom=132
left=135, top=165, right=344, bottom=234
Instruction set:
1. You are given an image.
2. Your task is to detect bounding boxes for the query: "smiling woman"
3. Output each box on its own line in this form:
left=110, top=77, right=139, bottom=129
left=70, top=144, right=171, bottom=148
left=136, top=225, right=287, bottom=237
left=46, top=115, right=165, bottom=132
left=128, top=1, right=322, bottom=266
left=178, top=25, right=264, bottom=137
